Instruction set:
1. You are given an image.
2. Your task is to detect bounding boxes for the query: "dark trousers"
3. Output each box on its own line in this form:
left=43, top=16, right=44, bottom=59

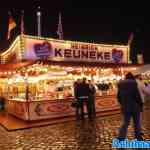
left=88, top=96, right=96, bottom=118
left=76, top=99, right=84, bottom=119
left=118, top=111, right=142, bottom=139
left=76, top=98, right=88, bottom=119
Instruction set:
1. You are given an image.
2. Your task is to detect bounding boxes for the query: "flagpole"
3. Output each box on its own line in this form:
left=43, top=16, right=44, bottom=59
left=37, top=6, right=41, bottom=37
left=21, top=10, right=24, bottom=35
left=57, top=12, right=63, bottom=40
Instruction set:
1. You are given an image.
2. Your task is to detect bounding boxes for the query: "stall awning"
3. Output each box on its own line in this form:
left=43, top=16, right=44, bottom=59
left=132, top=64, right=150, bottom=74
left=0, top=61, right=35, bottom=71
left=0, top=60, right=143, bottom=72
left=40, top=60, right=143, bottom=68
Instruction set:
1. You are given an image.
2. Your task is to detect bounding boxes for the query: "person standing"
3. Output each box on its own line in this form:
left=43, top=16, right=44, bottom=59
left=73, top=79, right=82, bottom=120
left=134, top=73, right=150, bottom=136
left=117, top=72, right=143, bottom=140
left=88, top=80, right=96, bottom=119
left=135, top=73, right=150, bottom=103
left=79, top=77, right=90, bottom=120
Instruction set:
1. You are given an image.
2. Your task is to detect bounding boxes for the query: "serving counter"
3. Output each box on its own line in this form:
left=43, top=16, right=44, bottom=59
left=6, top=95, right=118, bottom=121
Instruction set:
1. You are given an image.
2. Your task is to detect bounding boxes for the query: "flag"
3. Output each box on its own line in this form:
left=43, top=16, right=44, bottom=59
left=20, top=10, right=24, bottom=34
left=128, top=32, right=134, bottom=46
left=57, top=12, right=63, bottom=40
left=7, top=12, right=16, bottom=40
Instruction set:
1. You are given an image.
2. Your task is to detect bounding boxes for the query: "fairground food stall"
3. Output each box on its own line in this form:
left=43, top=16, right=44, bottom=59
left=0, top=35, right=141, bottom=120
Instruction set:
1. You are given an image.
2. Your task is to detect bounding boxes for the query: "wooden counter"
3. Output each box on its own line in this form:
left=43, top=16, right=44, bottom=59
left=6, top=95, right=119, bottom=121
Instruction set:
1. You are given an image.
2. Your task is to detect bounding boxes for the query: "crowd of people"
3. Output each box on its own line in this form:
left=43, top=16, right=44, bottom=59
left=73, top=78, right=96, bottom=120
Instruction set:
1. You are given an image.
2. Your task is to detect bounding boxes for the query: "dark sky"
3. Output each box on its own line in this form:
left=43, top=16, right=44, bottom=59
left=0, top=0, right=150, bottom=63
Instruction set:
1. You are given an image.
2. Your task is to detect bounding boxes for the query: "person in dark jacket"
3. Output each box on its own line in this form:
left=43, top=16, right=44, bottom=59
left=88, top=80, right=96, bottom=119
left=117, top=72, right=143, bottom=140
left=78, top=77, right=90, bottom=119
left=74, top=79, right=82, bottom=120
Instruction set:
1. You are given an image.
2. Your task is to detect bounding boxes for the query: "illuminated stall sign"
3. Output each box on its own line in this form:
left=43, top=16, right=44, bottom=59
left=24, top=39, right=128, bottom=63
left=53, top=47, right=123, bottom=63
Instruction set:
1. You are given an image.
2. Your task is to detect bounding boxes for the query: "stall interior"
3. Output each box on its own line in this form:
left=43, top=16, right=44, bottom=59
left=141, top=72, right=150, bottom=86
left=0, top=62, right=138, bottom=101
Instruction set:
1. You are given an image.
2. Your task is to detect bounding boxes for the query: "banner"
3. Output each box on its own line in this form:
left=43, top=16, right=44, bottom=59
left=23, top=38, right=129, bottom=64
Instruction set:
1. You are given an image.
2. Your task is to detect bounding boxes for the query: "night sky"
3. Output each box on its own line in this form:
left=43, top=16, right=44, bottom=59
left=0, top=1, right=150, bottom=63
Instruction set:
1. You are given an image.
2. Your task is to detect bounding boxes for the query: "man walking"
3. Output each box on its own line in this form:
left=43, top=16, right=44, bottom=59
left=117, top=72, right=143, bottom=140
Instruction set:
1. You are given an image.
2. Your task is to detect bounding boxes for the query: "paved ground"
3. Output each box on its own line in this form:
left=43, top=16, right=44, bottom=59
left=0, top=104, right=150, bottom=150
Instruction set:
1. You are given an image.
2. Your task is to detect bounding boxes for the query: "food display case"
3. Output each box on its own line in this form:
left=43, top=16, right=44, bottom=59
left=6, top=72, right=75, bottom=120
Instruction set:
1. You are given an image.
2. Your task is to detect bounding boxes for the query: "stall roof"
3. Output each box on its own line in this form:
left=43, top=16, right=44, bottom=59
left=1, top=34, right=130, bottom=64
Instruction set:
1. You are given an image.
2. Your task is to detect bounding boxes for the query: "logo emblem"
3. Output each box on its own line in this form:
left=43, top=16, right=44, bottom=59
left=112, top=48, right=123, bottom=63
left=34, top=41, right=52, bottom=59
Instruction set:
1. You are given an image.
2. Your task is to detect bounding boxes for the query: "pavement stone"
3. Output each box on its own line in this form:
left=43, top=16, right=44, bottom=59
left=0, top=104, right=150, bottom=150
